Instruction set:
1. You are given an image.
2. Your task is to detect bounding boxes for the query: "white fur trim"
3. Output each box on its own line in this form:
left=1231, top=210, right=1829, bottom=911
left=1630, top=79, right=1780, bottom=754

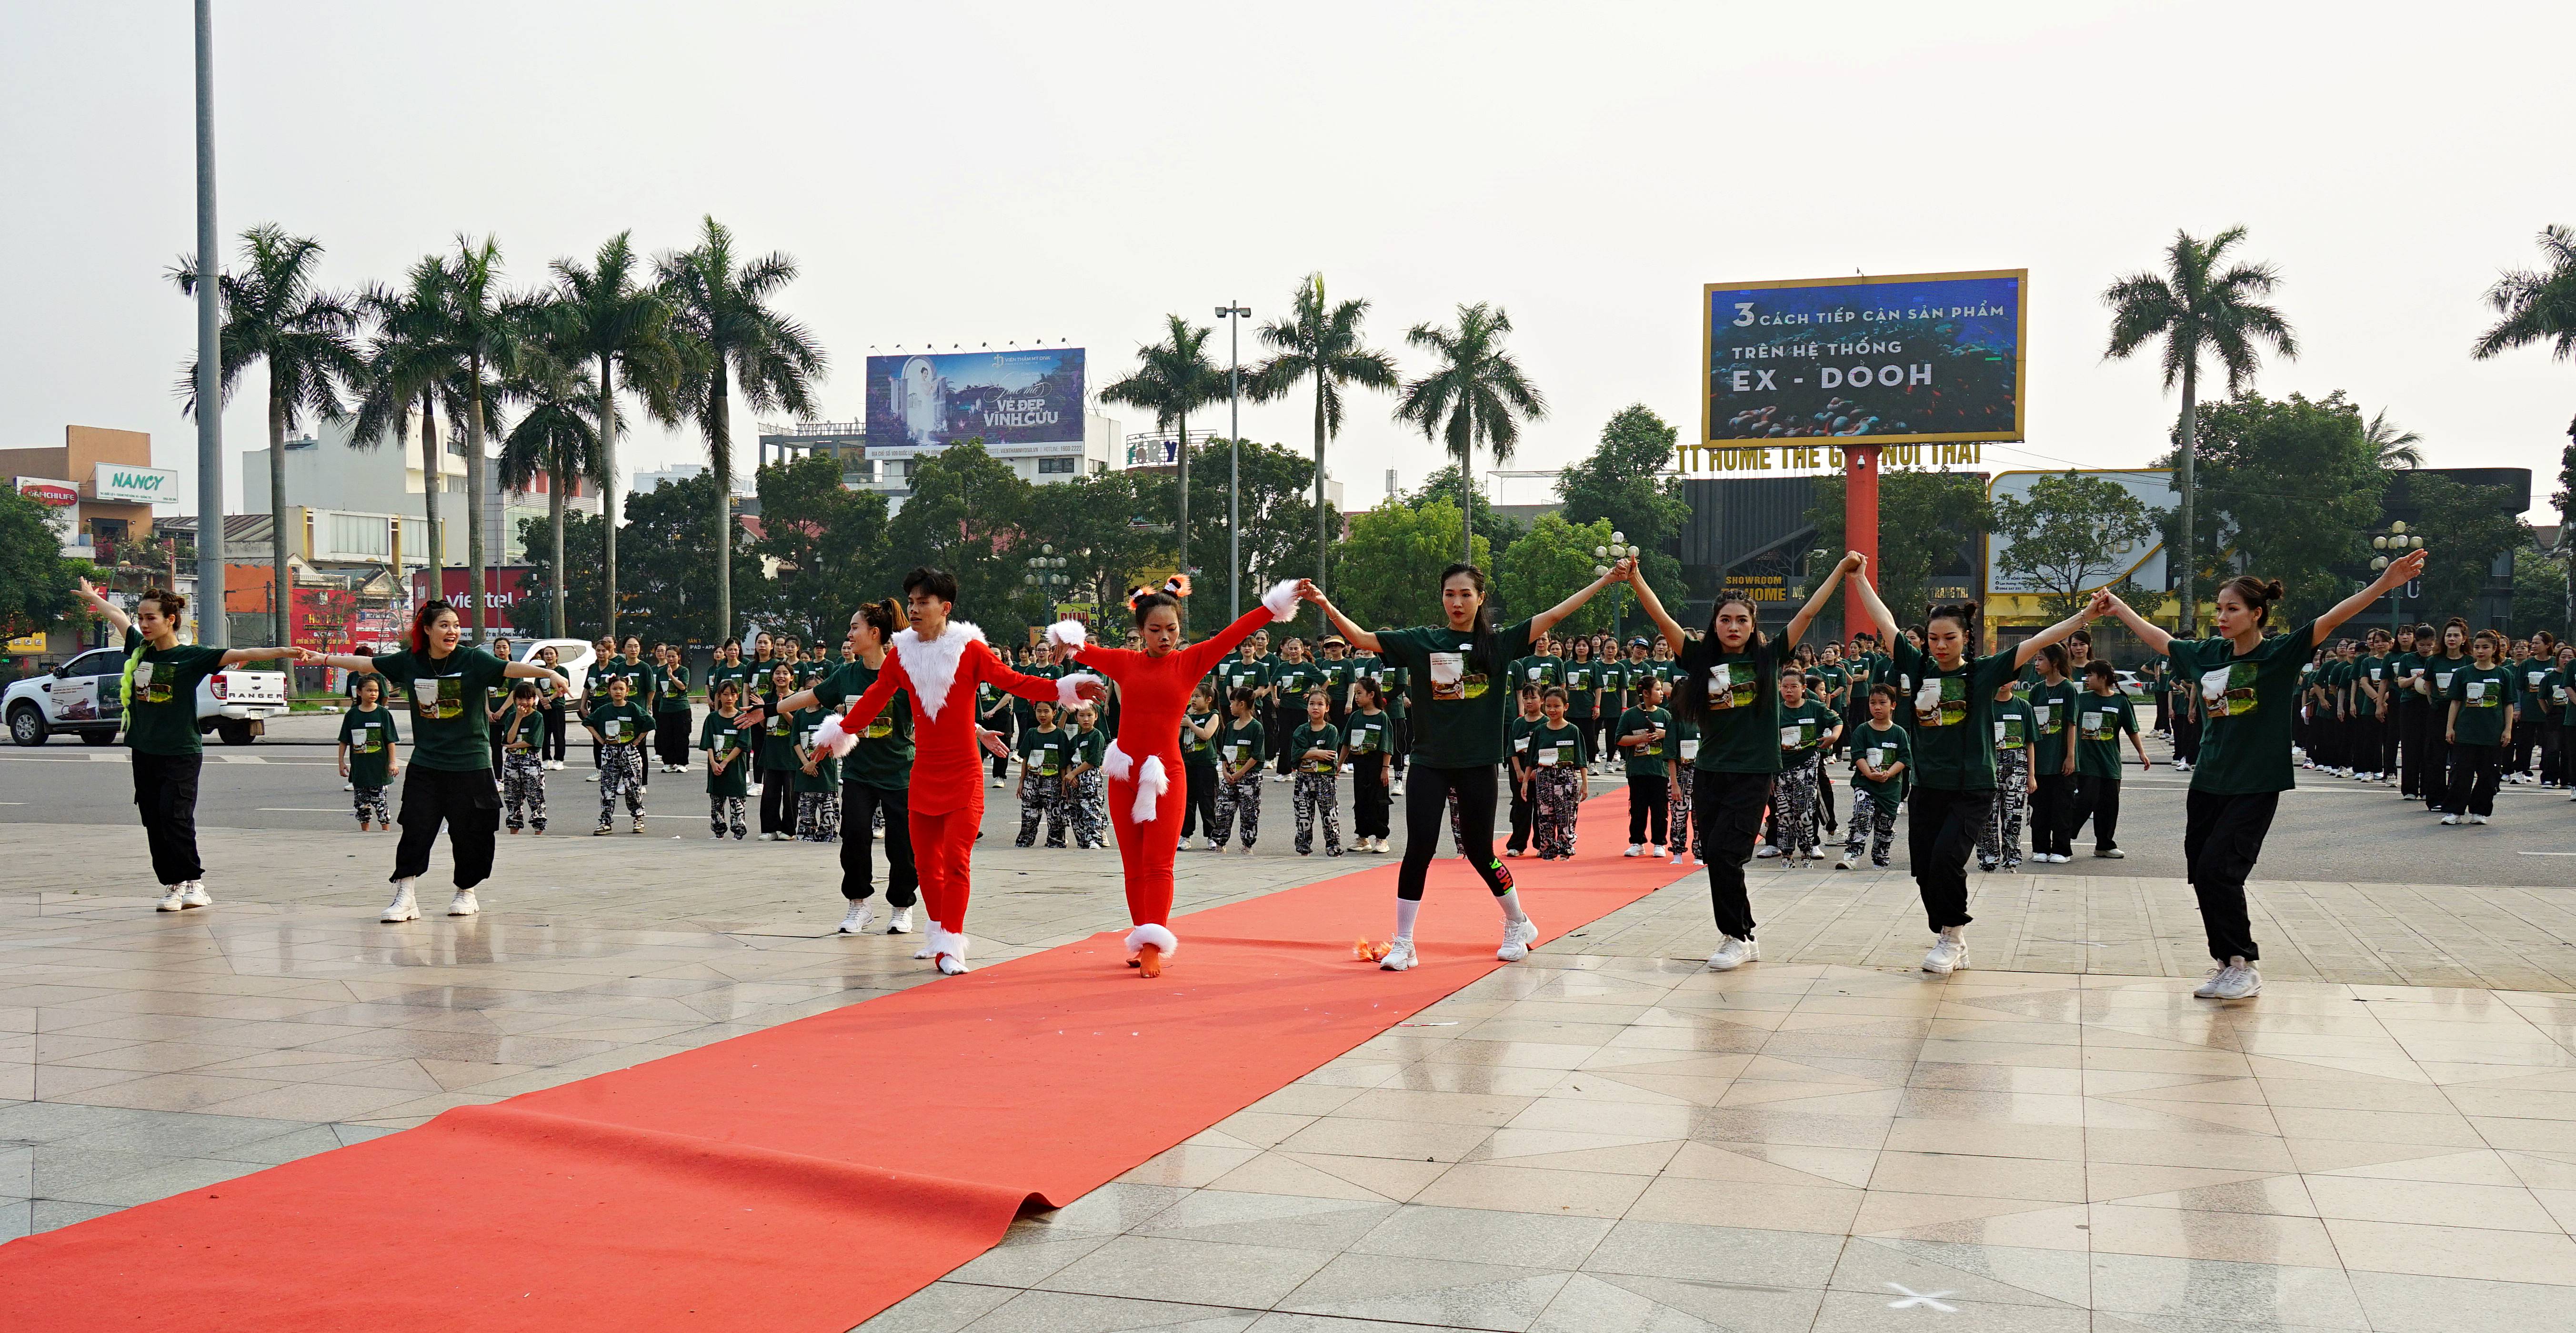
left=1127, top=923, right=1178, bottom=959
left=1262, top=579, right=1300, bottom=622
left=815, top=713, right=859, bottom=758
left=892, top=622, right=984, bottom=721
left=1055, top=671, right=1103, bottom=711
left=925, top=926, right=968, bottom=961
left=1102, top=744, right=1169, bottom=822
left=1044, top=619, right=1088, bottom=650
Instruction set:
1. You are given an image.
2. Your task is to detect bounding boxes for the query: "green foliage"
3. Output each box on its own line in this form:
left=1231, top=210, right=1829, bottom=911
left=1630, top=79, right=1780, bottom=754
left=1393, top=301, right=1546, bottom=560
left=1407, top=463, right=1524, bottom=573
left=1806, top=469, right=1994, bottom=626
left=1172, top=439, right=1337, bottom=627
left=1334, top=500, right=1489, bottom=631
left=882, top=441, right=1034, bottom=645
left=0, top=489, right=88, bottom=638
left=2401, top=473, right=2533, bottom=623
left=1556, top=404, right=1690, bottom=612
left=2471, top=224, right=2576, bottom=364
left=750, top=452, right=891, bottom=647
left=2513, top=545, right=2567, bottom=641
left=2102, top=226, right=2298, bottom=396
left=508, top=508, right=603, bottom=641
left=1022, top=469, right=1175, bottom=629
left=2160, top=391, right=2387, bottom=622
left=1248, top=273, right=1400, bottom=588
left=1498, top=515, right=1618, bottom=638
left=1991, top=472, right=2162, bottom=621
left=513, top=473, right=761, bottom=647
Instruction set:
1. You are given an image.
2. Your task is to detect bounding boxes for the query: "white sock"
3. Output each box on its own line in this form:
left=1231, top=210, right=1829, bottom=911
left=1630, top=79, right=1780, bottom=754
left=1495, top=889, right=1527, bottom=924
left=1393, top=899, right=1420, bottom=941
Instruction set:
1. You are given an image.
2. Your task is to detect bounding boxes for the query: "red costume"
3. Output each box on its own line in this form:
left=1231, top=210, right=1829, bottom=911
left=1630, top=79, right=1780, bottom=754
left=821, top=622, right=1094, bottom=972
left=1051, top=582, right=1299, bottom=968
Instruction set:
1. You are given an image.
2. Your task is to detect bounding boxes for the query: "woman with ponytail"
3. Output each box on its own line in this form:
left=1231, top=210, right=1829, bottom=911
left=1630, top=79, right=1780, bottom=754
left=74, top=579, right=307, bottom=913
left=765, top=597, right=920, bottom=936
left=2099, top=551, right=2427, bottom=1000
left=308, top=601, right=570, bottom=922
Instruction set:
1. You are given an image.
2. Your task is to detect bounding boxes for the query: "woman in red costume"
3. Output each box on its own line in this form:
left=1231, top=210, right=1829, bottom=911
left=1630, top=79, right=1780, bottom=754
left=802, top=566, right=1103, bottom=975
left=1046, top=577, right=1301, bottom=977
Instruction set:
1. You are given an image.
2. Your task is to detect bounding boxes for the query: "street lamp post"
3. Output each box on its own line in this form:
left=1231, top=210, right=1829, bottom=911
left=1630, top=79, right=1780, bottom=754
left=2369, top=522, right=2426, bottom=638
left=1594, top=532, right=1638, bottom=640
left=1215, top=303, right=1251, bottom=620
left=192, top=0, right=225, bottom=646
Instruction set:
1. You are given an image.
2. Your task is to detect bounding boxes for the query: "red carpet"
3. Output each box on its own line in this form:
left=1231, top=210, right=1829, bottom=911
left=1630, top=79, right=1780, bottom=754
left=1, top=796, right=1689, bottom=1332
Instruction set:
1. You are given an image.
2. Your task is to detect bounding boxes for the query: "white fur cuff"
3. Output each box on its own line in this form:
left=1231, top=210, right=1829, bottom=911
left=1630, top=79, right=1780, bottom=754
left=929, top=927, right=968, bottom=960
left=1263, top=579, right=1300, bottom=623
left=1055, top=672, right=1102, bottom=711
left=1044, top=619, right=1088, bottom=650
left=1127, top=923, right=1178, bottom=959
left=816, top=712, right=859, bottom=757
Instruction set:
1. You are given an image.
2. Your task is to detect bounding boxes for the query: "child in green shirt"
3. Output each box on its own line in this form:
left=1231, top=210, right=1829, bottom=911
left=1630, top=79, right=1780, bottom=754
left=1288, top=688, right=1345, bottom=857
left=1015, top=700, right=1072, bottom=848
left=496, top=682, right=547, bottom=836
left=1838, top=685, right=1911, bottom=869
left=700, top=680, right=752, bottom=840
left=1211, top=687, right=1267, bottom=852
left=338, top=675, right=403, bottom=833
left=2071, top=660, right=2148, bottom=856
left=582, top=675, right=652, bottom=835
left=1526, top=687, right=1588, bottom=860
left=1068, top=703, right=1110, bottom=849
left=1978, top=681, right=2037, bottom=872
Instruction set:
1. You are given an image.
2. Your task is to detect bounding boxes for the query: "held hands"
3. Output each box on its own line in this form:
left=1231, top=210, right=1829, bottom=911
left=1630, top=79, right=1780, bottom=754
left=1295, top=578, right=1325, bottom=605
left=2084, top=587, right=2118, bottom=620
left=1072, top=679, right=1108, bottom=705
left=2376, top=548, right=2428, bottom=590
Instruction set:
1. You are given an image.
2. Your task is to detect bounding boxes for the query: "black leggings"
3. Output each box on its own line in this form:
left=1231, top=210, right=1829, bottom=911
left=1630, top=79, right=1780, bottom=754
left=759, top=768, right=796, bottom=835
left=1396, top=764, right=1511, bottom=902
left=841, top=781, right=916, bottom=904
left=542, top=706, right=568, bottom=762
left=655, top=714, right=693, bottom=767
left=1181, top=760, right=1221, bottom=838
left=392, top=766, right=500, bottom=889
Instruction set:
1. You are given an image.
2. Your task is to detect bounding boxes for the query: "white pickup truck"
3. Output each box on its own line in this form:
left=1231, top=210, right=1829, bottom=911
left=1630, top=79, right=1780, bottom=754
left=5, top=645, right=292, bottom=747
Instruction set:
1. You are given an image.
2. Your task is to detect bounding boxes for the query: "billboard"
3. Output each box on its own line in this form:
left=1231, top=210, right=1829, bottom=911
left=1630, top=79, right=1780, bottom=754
left=15, top=477, right=81, bottom=552
left=865, top=348, right=1085, bottom=450
left=1985, top=468, right=2173, bottom=596
left=1703, top=269, right=2025, bottom=447
left=93, top=462, right=180, bottom=505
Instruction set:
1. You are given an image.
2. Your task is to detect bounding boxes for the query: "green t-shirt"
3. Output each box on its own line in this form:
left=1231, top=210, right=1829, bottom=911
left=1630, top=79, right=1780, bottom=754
left=707, top=660, right=756, bottom=706
left=586, top=698, right=653, bottom=750
left=1371, top=661, right=1409, bottom=718
left=1811, top=664, right=1849, bottom=711
left=1373, top=617, right=1538, bottom=769
left=1218, top=717, right=1266, bottom=774
left=2386, top=652, right=2425, bottom=709
left=1525, top=720, right=1583, bottom=772
left=2553, top=669, right=2576, bottom=729
left=1561, top=661, right=1602, bottom=718
left=494, top=705, right=545, bottom=757
left=1216, top=656, right=1271, bottom=703
left=1890, top=641, right=2020, bottom=792
left=653, top=665, right=692, bottom=715
left=2423, top=654, right=2470, bottom=708
left=1343, top=710, right=1393, bottom=762
left=793, top=711, right=840, bottom=793
left=812, top=659, right=914, bottom=790
left=1780, top=697, right=1836, bottom=755
left=1071, top=726, right=1108, bottom=770
left=120, top=627, right=228, bottom=757
left=1269, top=660, right=1320, bottom=705
left=1018, top=726, right=1069, bottom=778
left=1679, top=637, right=1782, bottom=776
left=1506, top=655, right=1564, bottom=691
left=339, top=705, right=401, bottom=787
left=1012, top=660, right=1062, bottom=725
left=1851, top=721, right=1912, bottom=802
left=371, top=646, right=516, bottom=772
left=2028, top=678, right=2079, bottom=774
left=2161, top=620, right=2319, bottom=796
left=1507, top=712, right=1544, bottom=769
left=755, top=697, right=803, bottom=770
left=1181, top=708, right=1220, bottom=769
left=594, top=656, right=651, bottom=704
left=1289, top=721, right=1342, bottom=775
left=2446, top=663, right=2516, bottom=747
left=1992, top=696, right=2035, bottom=753
left=1618, top=706, right=1673, bottom=777
left=2519, top=662, right=2554, bottom=719
left=1668, top=714, right=1700, bottom=768
left=2075, top=691, right=2137, bottom=779
left=700, top=711, right=751, bottom=796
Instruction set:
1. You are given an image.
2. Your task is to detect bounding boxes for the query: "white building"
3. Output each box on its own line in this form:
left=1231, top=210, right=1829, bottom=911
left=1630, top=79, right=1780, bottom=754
left=242, top=414, right=600, bottom=569
left=759, top=409, right=1122, bottom=515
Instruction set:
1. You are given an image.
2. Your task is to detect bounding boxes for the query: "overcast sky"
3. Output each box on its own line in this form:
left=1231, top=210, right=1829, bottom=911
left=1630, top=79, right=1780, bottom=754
left=5, top=2, right=2572, bottom=521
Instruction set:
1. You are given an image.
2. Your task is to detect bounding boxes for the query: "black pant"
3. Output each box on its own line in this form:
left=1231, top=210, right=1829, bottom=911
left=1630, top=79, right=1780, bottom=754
left=2170, top=709, right=2201, bottom=764
left=1395, top=765, right=1509, bottom=902
left=1692, top=769, right=1772, bottom=940
left=1506, top=763, right=1535, bottom=852
left=2071, top=774, right=2122, bottom=851
left=840, top=781, right=916, bottom=905
left=2399, top=706, right=2433, bottom=797
left=987, top=713, right=1017, bottom=778
left=2447, top=741, right=2503, bottom=817
left=2422, top=724, right=2455, bottom=813
left=759, top=768, right=796, bottom=834
left=1814, top=764, right=1836, bottom=829
left=1627, top=775, right=1670, bottom=846
left=2382, top=709, right=2402, bottom=778
left=2030, top=772, right=2075, bottom=858
left=1906, top=786, right=1993, bottom=933
left=2510, top=724, right=2537, bottom=778
left=656, top=713, right=693, bottom=767
left=2543, top=727, right=2566, bottom=786
left=2183, top=789, right=2276, bottom=963
left=1391, top=718, right=1412, bottom=777
left=1352, top=755, right=1391, bottom=839
left=542, top=705, right=568, bottom=762
left=1270, top=705, right=1298, bottom=774
left=392, top=765, right=500, bottom=889
left=1181, top=760, right=1222, bottom=839
left=130, top=750, right=204, bottom=887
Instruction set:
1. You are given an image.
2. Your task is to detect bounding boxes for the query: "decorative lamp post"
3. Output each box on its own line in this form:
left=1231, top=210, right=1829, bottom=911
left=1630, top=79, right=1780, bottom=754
left=1594, top=532, right=1638, bottom=639
left=2368, top=522, right=2426, bottom=638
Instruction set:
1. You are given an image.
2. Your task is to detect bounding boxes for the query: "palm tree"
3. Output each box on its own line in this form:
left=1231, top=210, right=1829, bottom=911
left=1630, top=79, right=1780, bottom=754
left=2363, top=409, right=2424, bottom=469
left=496, top=312, right=604, bottom=641
left=350, top=259, right=466, bottom=605
left=170, top=224, right=365, bottom=674
left=1099, top=314, right=1226, bottom=630
left=1393, top=302, right=1548, bottom=564
left=2102, top=226, right=2297, bottom=634
left=552, top=232, right=683, bottom=639
left=2472, top=223, right=2576, bottom=634
left=657, top=216, right=826, bottom=642
left=1249, top=273, right=1398, bottom=596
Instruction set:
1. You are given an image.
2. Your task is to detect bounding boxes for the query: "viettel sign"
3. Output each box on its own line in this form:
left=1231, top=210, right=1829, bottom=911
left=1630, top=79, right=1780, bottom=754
left=92, top=462, right=179, bottom=504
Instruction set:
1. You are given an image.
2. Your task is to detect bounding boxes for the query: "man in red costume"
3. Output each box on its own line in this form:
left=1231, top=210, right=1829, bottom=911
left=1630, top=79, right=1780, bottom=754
left=800, top=567, right=1102, bottom=975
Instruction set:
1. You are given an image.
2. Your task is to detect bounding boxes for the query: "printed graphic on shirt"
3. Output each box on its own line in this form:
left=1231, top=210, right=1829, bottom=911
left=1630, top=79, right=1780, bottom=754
left=2201, top=662, right=2258, bottom=717
left=1914, top=676, right=1966, bottom=727
left=2080, top=708, right=2115, bottom=740
left=1705, top=662, right=1757, bottom=710
left=353, top=722, right=386, bottom=753
left=2463, top=679, right=2502, bottom=708
left=135, top=661, right=172, bottom=705
left=1995, top=716, right=2026, bottom=748
left=1428, top=651, right=1486, bottom=701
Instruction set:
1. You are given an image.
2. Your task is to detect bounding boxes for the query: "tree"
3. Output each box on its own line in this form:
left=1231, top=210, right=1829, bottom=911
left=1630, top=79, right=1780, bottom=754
left=1499, top=515, right=1620, bottom=638
left=659, top=216, right=827, bottom=645
left=1394, top=301, right=1547, bottom=562
left=170, top=224, right=364, bottom=666
left=1333, top=500, right=1489, bottom=632
left=1991, top=471, right=2163, bottom=621
left=495, top=324, right=603, bottom=641
left=1557, top=404, right=1690, bottom=613
left=1249, top=273, right=1398, bottom=595
left=553, top=232, right=685, bottom=640
left=0, top=488, right=88, bottom=639
left=1806, top=469, right=1994, bottom=626
left=2471, top=224, right=2576, bottom=637
left=534, top=472, right=762, bottom=649
left=2363, top=408, right=2424, bottom=469
left=1023, top=469, right=1174, bottom=628
left=1099, top=315, right=1224, bottom=630
left=1175, top=438, right=1337, bottom=626
left=440, top=234, right=519, bottom=642
left=2513, top=545, right=2567, bottom=642
left=2161, top=391, right=2386, bottom=623
left=351, top=258, right=464, bottom=601
left=2102, top=226, right=2297, bottom=633
left=508, top=507, right=603, bottom=640
left=749, top=451, right=890, bottom=648
left=882, top=441, right=1034, bottom=645
left=2401, top=472, right=2533, bottom=625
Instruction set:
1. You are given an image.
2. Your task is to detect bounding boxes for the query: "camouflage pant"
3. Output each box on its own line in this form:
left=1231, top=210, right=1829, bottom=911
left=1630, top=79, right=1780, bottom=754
left=1292, top=771, right=1343, bottom=856
left=596, top=746, right=644, bottom=829
left=1016, top=778, right=1064, bottom=847
left=1979, top=748, right=2028, bottom=867
left=709, top=795, right=747, bottom=839
left=1668, top=767, right=1705, bottom=862
left=500, top=751, right=545, bottom=833
left=1773, top=753, right=1822, bottom=858
left=354, top=784, right=392, bottom=828
left=1844, top=789, right=1899, bottom=865
left=1531, top=766, right=1581, bottom=859
left=797, top=791, right=839, bottom=843
left=1070, top=769, right=1107, bottom=849
left=1211, top=771, right=1262, bottom=849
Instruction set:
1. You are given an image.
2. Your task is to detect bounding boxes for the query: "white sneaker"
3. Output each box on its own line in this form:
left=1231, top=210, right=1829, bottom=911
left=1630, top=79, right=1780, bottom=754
left=341, top=781, right=353, bottom=791
left=180, top=881, right=211, bottom=909
left=1834, top=853, right=1858, bottom=870
left=1706, top=935, right=1758, bottom=970
left=2212, top=959, right=2263, bottom=1000
left=1391, top=779, right=1405, bottom=797
left=1652, top=845, right=1668, bottom=858
left=447, top=888, right=480, bottom=917
left=1623, top=844, right=1644, bottom=858
left=546, top=760, right=562, bottom=770
left=990, top=777, right=1006, bottom=788
left=2095, top=848, right=2126, bottom=858
left=1669, top=852, right=1686, bottom=865
left=1754, top=844, right=1781, bottom=858
left=1378, top=938, right=1418, bottom=972
left=2193, top=965, right=2230, bottom=999
left=888, top=906, right=914, bottom=934
left=585, top=772, right=600, bottom=782
left=381, top=881, right=420, bottom=922
left=1922, top=927, right=1969, bottom=974
left=838, top=902, right=873, bottom=935
left=2440, top=814, right=2461, bottom=825
left=1498, top=915, right=1539, bottom=962
left=1204, top=838, right=1222, bottom=851
left=2469, top=814, right=2489, bottom=825
left=157, top=885, right=187, bottom=912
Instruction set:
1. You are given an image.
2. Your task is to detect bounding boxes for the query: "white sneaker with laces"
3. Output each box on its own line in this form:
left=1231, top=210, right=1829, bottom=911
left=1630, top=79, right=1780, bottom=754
left=1922, top=927, right=1969, bottom=974
left=1378, top=938, right=1418, bottom=972
left=2212, top=959, right=2263, bottom=1000
left=2440, top=814, right=2460, bottom=825
left=447, top=888, right=480, bottom=917
left=1706, top=935, right=1758, bottom=970
left=990, top=777, right=1005, bottom=788
left=888, top=906, right=914, bottom=934
left=2193, top=964, right=2230, bottom=999
left=2469, top=813, right=2489, bottom=825
left=1754, top=844, right=1781, bottom=858
left=1205, top=838, right=1222, bottom=851
left=1623, top=844, right=1644, bottom=857
left=585, top=772, right=600, bottom=782
left=180, top=881, right=211, bottom=909
left=1652, top=845, right=1668, bottom=858
left=157, top=885, right=188, bottom=912
left=1391, top=779, right=1405, bottom=797
left=1498, top=915, right=1539, bottom=962
left=838, top=902, right=873, bottom=935
left=1834, top=853, right=1857, bottom=870
left=381, top=881, right=420, bottom=922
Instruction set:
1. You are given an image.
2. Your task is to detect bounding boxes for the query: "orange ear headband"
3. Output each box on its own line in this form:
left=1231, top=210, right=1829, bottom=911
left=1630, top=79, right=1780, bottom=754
left=1124, top=576, right=1191, bottom=612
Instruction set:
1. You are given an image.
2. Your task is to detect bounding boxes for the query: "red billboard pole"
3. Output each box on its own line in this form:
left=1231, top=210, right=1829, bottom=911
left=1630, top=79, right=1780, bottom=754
left=1843, top=444, right=1880, bottom=642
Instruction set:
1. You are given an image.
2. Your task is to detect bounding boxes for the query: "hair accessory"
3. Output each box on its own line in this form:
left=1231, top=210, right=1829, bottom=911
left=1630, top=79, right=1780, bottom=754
left=1124, top=575, right=1192, bottom=613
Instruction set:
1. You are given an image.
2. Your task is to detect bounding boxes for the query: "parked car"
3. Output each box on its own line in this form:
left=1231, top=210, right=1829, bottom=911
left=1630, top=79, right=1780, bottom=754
left=6, top=647, right=290, bottom=746
left=2113, top=669, right=2148, bottom=699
